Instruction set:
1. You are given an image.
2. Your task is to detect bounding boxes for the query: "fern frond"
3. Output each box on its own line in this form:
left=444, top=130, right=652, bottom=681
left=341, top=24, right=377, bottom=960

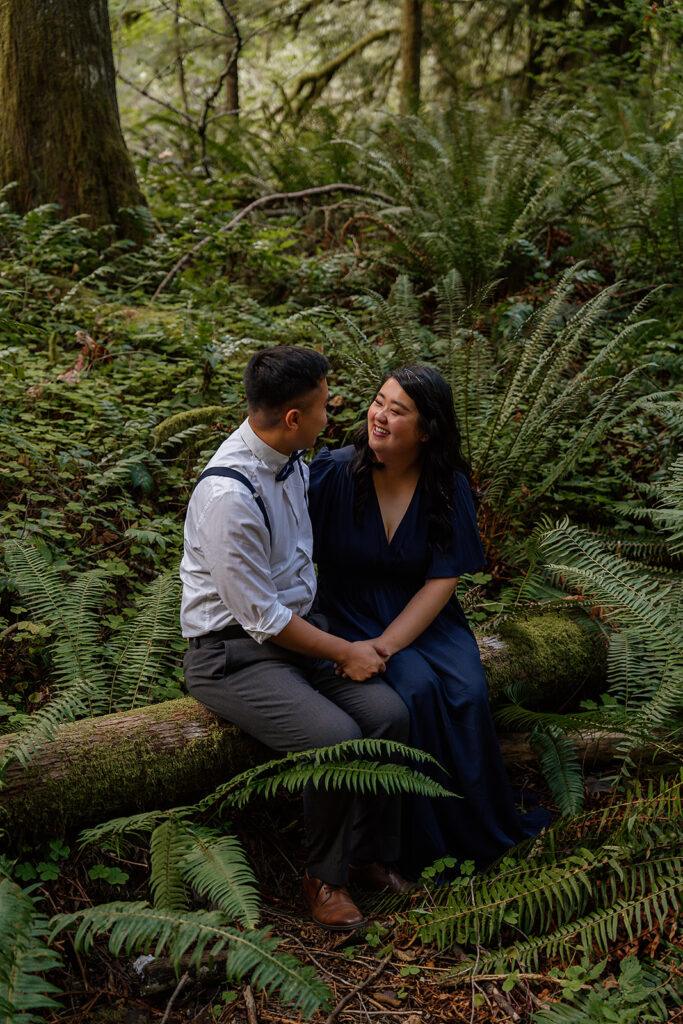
left=80, top=808, right=184, bottom=846
left=449, top=874, right=682, bottom=977
left=0, top=877, right=62, bottom=1023
left=4, top=540, right=110, bottom=696
left=529, top=728, right=585, bottom=815
left=182, top=827, right=260, bottom=929
left=152, top=406, right=237, bottom=449
left=149, top=818, right=192, bottom=913
left=108, top=572, right=181, bottom=711
left=51, top=904, right=330, bottom=1018
left=1, top=682, right=95, bottom=769
left=197, top=738, right=447, bottom=812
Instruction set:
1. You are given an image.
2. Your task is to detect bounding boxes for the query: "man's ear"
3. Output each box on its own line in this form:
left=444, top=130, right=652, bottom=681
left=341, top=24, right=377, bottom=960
left=284, top=407, right=300, bottom=430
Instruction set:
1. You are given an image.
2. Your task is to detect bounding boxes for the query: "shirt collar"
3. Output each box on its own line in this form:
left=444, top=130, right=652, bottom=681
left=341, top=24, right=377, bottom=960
left=239, top=418, right=290, bottom=475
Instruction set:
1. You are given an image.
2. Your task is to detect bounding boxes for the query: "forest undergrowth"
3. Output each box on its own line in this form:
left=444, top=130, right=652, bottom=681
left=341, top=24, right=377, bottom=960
left=0, top=89, right=682, bottom=1023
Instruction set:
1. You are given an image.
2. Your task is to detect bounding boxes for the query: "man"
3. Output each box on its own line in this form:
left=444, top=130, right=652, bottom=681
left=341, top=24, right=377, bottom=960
left=180, top=346, right=410, bottom=930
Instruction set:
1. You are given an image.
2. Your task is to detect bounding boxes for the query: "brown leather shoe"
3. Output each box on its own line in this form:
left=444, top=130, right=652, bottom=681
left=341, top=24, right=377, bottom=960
left=349, top=862, right=414, bottom=893
left=302, top=871, right=366, bottom=931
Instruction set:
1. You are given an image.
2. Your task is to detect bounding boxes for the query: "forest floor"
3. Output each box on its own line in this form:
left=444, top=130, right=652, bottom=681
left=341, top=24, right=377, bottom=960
left=37, top=764, right=682, bottom=1024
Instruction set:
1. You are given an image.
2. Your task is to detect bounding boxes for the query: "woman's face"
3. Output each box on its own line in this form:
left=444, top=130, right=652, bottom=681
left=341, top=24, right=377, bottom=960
left=367, top=377, right=428, bottom=463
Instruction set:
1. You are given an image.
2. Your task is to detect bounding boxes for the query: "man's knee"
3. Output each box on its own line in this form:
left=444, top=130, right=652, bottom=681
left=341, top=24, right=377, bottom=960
left=308, top=716, right=363, bottom=750
left=385, top=693, right=410, bottom=743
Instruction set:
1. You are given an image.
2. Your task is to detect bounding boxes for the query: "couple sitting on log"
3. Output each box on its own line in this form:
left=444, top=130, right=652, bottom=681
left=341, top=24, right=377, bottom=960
left=180, top=345, right=547, bottom=931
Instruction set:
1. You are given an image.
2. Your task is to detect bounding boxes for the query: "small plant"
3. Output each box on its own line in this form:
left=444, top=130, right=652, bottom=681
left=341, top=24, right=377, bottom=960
left=533, top=953, right=682, bottom=1023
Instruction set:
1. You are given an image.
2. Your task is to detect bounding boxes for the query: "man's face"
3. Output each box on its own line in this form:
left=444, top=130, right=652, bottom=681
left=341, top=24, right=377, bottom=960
left=293, top=378, right=328, bottom=449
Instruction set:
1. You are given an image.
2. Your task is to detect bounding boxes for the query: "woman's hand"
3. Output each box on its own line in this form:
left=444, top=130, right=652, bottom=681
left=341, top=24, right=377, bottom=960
left=336, top=639, right=388, bottom=681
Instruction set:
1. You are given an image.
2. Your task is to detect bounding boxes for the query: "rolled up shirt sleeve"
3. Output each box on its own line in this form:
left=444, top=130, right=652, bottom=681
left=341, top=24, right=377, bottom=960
left=197, top=488, right=293, bottom=644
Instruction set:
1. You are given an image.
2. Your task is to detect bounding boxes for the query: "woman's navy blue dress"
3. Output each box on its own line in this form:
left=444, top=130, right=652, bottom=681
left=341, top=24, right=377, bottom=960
left=309, top=446, right=548, bottom=877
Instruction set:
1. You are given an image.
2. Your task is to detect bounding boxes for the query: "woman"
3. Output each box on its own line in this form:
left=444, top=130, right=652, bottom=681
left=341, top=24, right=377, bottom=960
left=308, top=365, right=548, bottom=877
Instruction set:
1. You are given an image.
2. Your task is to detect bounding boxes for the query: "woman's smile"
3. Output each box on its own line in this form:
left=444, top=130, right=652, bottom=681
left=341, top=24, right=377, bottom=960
left=367, top=377, right=427, bottom=460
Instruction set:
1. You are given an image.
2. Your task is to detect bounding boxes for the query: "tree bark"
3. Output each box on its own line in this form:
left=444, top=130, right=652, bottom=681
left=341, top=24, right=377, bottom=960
left=0, top=0, right=148, bottom=241
left=400, top=0, right=422, bottom=114
left=223, top=4, right=240, bottom=117
left=0, top=613, right=604, bottom=841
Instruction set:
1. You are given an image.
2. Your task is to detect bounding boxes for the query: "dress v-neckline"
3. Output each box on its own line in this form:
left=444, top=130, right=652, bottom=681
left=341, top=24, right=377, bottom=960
left=371, top=474, right=421, bottom=547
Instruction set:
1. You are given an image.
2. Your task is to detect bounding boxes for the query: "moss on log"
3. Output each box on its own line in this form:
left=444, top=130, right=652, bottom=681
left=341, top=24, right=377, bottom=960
left=0, top=699, right=263, bottom=843
left=0, top=612, right=604, bottom=841
left=479, top=611, right=605, bottom=705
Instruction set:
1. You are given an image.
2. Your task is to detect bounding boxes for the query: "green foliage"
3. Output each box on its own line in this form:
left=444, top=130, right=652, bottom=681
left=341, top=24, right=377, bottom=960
left=51, top=904, right=330, bottom=1019
left=181, top=827, right=260, bottom=929
left=0, top=875, right=62, bottom=1024
left=325, top=265, right=669, bottom=565
left=196, top=738, right=451, bottom=814
left=63, top=737, right=450, bottom=1018
left=2, top=37, right=682, bottom=1016
left=1, top=540, right=182, bottom=765
left=411, top=772, right=683, bottom=976
left=334, top=97, right=682, bottom=294
left=533, top=952, right=682, bottom=1024
left=149, top=818, right=259, bottom=929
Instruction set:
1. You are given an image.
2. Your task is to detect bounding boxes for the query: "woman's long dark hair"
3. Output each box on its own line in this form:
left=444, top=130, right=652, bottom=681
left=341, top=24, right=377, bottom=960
left=351, top=365, right=471, bottom=552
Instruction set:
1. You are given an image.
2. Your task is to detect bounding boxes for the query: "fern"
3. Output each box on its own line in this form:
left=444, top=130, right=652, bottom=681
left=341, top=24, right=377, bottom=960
left=181, top=827, right=260, bottom=930
left=197, top=737, right=450, bottom=812
left=149, top=817, right=192, bottom=913
left=152, top=405, right=237, bottom=449
left=107, top=572, right=181, bottom=711
left=0, top=877, right=62, bottom=1024
left=1, top=542, right=182, bottom=765
left=50, top=904, right=330, bottom=1018
left=529, top=728, right=585, bottom=815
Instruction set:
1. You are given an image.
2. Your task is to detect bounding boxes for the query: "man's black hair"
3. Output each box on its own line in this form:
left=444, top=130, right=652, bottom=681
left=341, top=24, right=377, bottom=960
left=243, top=346, right=330, bottom=412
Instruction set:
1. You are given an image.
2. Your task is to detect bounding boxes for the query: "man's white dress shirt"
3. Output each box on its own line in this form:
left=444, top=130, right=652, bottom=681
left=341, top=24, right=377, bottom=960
left=180, top=419, right=316, bottom=643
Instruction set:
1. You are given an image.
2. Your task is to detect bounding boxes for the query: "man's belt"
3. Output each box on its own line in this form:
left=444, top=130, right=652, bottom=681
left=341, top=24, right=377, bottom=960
left=188, top=625, right=249, bottom=648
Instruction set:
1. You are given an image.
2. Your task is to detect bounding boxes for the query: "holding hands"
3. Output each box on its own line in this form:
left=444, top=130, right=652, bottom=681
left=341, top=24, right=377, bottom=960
left=335, top=639, right=390, bottom=681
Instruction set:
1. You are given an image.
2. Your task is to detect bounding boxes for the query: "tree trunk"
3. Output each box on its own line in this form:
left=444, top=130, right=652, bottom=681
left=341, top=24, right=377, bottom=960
left=224, top=5, right=240, bottom=117
left=0, top=613, right=605, bottom=841
left=0, top=0, right=149, bottom=241
left=400, top=0, right=422, bottom=114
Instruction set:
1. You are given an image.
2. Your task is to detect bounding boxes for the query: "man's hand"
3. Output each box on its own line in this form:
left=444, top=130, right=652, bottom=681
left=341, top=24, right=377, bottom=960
left=336, top=639, right=390, bottom=680
left=336, top=640, right=387, bottom=681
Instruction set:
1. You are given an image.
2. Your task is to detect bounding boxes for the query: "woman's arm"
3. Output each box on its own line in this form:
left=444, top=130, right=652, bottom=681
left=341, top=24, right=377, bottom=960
left=377, top=577, right=457, bottom=657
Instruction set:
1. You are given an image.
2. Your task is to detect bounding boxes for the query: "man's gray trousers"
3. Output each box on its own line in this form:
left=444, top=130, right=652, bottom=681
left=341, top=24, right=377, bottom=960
left=183, top=634, right=410, bottom=886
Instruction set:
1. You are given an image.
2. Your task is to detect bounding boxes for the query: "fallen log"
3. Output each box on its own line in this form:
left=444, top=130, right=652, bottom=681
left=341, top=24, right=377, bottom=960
left=0, top=612, right=604, bottom=840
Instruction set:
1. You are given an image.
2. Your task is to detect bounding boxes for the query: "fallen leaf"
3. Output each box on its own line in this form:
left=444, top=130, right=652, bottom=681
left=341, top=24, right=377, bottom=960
left=372, top=990, right=402, bottom=1009
left=395, top=949, right=418, bottom=962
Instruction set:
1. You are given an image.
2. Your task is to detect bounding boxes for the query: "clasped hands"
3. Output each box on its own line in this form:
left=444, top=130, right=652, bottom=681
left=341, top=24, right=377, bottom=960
left=334, top=638, right=391, bottom=681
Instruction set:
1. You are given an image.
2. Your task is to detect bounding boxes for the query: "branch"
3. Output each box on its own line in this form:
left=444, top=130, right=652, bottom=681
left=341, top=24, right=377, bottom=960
left=116, top=71, right=196, bottom=126
left=151, top=183, right=395, bottom=300
left=325, top=957, right=390, bottom=1024
left=283, top=26, right=400, bottom=118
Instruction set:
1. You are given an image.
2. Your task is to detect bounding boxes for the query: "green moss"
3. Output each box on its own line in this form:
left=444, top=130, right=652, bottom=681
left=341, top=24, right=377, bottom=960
left=1, top=697, right=264, bottom=843
left=479, top=612, right=606, bottom=706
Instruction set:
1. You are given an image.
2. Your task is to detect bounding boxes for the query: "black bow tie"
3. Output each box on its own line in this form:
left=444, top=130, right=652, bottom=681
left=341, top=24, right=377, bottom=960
left=275, top=450, right=303, bottom=482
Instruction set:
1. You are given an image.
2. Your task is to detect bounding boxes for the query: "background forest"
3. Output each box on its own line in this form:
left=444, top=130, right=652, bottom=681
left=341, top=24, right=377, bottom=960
left=1, top=1, right=682, bottom=1022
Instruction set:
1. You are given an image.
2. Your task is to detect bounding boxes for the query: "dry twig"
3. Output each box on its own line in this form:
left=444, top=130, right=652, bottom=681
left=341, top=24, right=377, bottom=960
left=325, top=956, right=391, bottom=1024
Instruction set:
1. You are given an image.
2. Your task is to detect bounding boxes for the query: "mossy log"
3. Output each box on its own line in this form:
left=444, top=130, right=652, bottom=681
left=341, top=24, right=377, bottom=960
left=0, top=613, right=604, bottom=841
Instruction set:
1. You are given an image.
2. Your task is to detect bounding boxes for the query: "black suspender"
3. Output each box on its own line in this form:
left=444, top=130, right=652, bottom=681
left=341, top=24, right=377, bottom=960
left=194, top=467, right=272, bottom=543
